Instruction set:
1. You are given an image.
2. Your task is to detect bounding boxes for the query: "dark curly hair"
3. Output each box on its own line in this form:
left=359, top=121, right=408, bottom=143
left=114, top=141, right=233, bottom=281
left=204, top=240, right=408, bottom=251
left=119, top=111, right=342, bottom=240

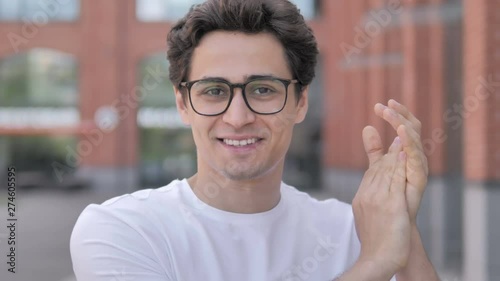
left=166, top=0, right=319, bottom=99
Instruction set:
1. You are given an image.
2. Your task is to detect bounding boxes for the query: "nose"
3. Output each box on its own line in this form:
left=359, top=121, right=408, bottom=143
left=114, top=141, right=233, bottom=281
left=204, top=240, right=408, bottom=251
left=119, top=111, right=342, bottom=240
left=221, top=88, right=256, bottom=129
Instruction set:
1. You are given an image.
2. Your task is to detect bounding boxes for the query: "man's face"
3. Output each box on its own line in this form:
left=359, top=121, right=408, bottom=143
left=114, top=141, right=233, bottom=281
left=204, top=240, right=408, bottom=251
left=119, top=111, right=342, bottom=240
left=175, top=31, right=308, bottom=182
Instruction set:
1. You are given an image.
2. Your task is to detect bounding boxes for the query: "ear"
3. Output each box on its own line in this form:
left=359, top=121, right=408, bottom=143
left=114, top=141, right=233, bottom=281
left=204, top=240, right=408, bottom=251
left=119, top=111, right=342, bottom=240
left=174, top=86, right=191, bottom=126
left=294, top=86, right=309, bottom=124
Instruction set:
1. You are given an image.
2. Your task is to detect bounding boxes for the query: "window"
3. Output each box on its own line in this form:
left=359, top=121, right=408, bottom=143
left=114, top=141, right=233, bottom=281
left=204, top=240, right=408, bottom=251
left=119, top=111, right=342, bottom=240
left=0, top=49, right=78, bottom=108
left=0, top=49, right=79, bottom=186
left=292, top=0, right=318, bottom=20
left=136, top=0, right=317, bottom=22
left=0, top=0, right=80, bottom=22
left=136, top=0, right=205, bottom=22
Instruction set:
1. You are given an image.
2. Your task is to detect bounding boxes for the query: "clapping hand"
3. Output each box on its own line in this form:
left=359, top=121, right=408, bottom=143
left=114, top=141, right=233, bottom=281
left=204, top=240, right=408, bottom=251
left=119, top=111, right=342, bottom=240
left=372, top=100, right=429, bottom=223
left=351, top=100, right=429, bottom=277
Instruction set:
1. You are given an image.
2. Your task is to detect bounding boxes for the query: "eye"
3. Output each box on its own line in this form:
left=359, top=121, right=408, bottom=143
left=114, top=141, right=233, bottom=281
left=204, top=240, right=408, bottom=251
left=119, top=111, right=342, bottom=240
left=204, top=88, right=226, bottom=96
left=253, top=87, right=274, bottom=95
left=192, top=80, right=230, bottom=99
left=205, top=88, right=224, bottom=96
left=247, top=79, right=281, bottom=96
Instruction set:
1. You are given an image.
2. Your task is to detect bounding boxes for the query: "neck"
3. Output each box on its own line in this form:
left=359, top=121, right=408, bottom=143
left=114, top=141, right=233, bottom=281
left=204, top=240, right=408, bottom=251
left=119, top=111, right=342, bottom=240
left=187, top=163, right=283, bottom=214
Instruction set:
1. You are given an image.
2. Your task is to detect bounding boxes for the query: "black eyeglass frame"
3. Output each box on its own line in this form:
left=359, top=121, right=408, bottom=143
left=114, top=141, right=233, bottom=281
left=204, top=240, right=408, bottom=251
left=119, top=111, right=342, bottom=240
left=179, top=76, right=300, bottom=116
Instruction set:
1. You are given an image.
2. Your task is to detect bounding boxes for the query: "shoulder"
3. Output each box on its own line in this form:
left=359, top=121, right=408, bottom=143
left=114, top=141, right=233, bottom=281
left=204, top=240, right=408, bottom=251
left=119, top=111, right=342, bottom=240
left=101, top=178, right=185, bottom=208
left=72, top=180, right=186, bottom=243
left=70, top=180, right=185, bottom=279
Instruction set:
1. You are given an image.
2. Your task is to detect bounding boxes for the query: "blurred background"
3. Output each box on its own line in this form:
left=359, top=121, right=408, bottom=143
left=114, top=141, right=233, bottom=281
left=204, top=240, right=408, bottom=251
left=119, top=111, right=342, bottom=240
left=0, top=0, right=498, bottom=280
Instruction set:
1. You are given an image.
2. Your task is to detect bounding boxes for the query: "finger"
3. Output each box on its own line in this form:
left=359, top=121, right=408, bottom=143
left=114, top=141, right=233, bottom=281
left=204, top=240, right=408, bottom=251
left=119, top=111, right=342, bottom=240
left=388, top=99, right=422, bottom=135
left=374, top=102, right=421, bottom=139
left=362, top=126, right=384, bottom=166
left=372, top=136, right=403, bottom=193
left=390, top=151, right=407, bottom=195
left=405, top=152, right=429, bottom=190
left=388, top=136, right=402, bottom=155
left=397, top=125, right=429, bottom=178
left=397, top=124, right=423, bottom=154
left=374, top=103, right=387, bottom=118
left=379, top=106, right=416, bottom=136
left=374, top=103, right=412, bottom=132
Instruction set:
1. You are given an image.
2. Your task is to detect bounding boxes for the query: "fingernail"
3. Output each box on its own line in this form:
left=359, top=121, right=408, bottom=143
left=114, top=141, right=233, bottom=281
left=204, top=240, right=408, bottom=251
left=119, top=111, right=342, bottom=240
left=390, top=99, right=400, bottom=105
left=393, top=136, right=401, bottom=145
left=384, top=108, right=397, bottom=117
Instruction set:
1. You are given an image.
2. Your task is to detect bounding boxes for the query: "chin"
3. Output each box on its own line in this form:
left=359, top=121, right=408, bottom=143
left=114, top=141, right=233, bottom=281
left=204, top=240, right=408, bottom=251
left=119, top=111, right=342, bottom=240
left=218, top=161, right=262, bottom=181
left=221, top=170, right=261, bottom=181
left=221, top=160, right=279, bottom=182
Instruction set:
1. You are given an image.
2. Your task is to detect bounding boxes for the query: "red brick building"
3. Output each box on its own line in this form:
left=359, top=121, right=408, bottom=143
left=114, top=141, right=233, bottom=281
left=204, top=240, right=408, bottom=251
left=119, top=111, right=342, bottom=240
left=319, top=1, right=499, bottom=279
left=0, top=0, right=499, bottom=279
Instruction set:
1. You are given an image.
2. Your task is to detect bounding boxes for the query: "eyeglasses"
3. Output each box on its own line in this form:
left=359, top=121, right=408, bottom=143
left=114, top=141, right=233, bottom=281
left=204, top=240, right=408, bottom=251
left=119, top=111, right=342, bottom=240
left=179, top=76, right=299, bottom=116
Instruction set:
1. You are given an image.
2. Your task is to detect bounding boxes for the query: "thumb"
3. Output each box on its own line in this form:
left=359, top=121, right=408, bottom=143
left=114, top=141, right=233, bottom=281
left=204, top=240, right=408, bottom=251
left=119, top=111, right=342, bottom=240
left=362, top=126, right=384, bottom=166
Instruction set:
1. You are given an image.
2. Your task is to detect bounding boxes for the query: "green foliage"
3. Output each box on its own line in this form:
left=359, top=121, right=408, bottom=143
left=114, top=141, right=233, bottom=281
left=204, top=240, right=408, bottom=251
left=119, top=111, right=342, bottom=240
left=7, top=136, right=76, bottom=176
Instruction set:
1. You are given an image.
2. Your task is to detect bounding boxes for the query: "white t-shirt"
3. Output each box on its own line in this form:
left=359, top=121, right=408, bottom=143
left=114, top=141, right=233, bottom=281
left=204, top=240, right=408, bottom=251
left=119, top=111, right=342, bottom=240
left=70, top=179, right=393, bottom=281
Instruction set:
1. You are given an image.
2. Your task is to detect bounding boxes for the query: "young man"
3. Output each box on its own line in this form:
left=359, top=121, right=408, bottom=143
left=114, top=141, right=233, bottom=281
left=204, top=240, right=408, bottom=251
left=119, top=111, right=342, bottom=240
left=71, top=0, right=439, bottom=280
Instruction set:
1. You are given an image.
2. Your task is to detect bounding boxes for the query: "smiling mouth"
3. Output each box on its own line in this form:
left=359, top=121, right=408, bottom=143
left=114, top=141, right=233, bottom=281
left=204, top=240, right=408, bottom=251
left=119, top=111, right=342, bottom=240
left=217, top=138, right=264, bottom=147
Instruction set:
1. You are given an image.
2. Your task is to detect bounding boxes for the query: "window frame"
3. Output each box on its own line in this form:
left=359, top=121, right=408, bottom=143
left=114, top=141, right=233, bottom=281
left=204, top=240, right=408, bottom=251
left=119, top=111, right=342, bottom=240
left=0, top=0, right=81, bottom=23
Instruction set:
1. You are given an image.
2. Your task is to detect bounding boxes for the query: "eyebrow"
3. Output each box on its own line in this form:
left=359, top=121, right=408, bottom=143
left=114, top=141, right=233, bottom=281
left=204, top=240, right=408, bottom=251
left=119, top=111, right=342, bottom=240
left=200, top=74, right=278, bottom=82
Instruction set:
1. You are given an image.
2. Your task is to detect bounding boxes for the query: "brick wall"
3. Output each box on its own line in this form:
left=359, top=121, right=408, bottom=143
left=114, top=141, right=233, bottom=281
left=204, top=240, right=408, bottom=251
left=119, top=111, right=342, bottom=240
left=463, top=0, right=500, bottom=181
left=0, top=0, right=497, bottom=182
left=319, top=0, right=499, bottom=181
left=0, top=0, right=173, bottom=169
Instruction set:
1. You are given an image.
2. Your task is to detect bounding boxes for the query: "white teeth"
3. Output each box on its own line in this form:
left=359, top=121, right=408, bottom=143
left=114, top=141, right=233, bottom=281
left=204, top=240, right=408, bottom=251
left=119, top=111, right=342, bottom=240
left=223, top=138, right=258, bottom=147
